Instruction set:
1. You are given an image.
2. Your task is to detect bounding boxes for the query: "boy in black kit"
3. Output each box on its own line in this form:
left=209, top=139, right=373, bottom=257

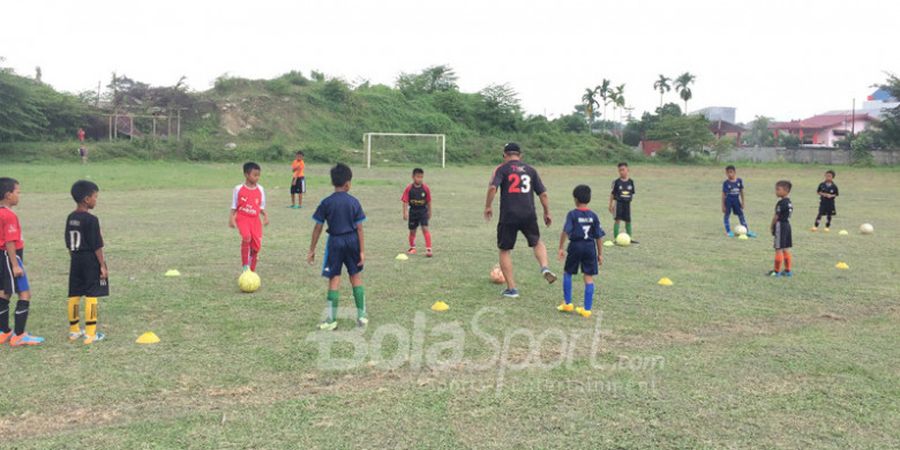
left=769, top=180, right=794, bottom=278
left=65, top=180, right=109, bottom=343
left=812, top=169, right=839, bottom=232
left=609, top=162, right=638, bottom=244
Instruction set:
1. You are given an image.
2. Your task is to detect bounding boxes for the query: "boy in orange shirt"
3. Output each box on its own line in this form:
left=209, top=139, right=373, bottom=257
left=290, top=151, right=306, bottom=209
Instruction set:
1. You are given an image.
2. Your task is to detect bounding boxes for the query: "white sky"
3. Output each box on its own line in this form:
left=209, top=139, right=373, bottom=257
left=1, top=0, right=896, bottom=123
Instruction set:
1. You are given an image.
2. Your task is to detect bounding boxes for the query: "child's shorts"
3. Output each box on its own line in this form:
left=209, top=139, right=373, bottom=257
left=0, top=249, right=30, bottom=296
left=564, top=242, right=599, bottom=275
left=322, top=233, right=363, bottom=278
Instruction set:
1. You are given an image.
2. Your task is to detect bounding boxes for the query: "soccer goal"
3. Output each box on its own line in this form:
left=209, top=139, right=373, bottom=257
left=363, top=132, right=446, bottom=168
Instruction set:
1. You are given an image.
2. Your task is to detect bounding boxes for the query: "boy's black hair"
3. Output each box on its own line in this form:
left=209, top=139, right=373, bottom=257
left=412, top=167, right=424, bottom=176
left=725, top=165, right=736, bottom=172
left=296, top=150, right=304, bottom=156
left=573, top=184, right=591, bottom=204
left=331, top=163, right=353, bottom=187
left=826, top=169, right=836, bottom=177
left=71, top=180, right=100, bottom=203
left=243, top=162, right=261, bottom=174
left=0, top=177, right=18, bottom=200
left=617, top=162, right=628, bottom=168
left=776, top=180, right=792, bottom=192
left=504, top=142, right=521, bottom=154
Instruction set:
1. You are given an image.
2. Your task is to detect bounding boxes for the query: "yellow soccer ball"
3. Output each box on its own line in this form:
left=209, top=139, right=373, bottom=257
left=238, top=270, right=261, bottom=293
left=615, top=233, right=631, bottom=247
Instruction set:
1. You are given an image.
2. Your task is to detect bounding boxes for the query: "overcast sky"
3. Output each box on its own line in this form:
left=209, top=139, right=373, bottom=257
left=2, top=0, right=896, bottom=123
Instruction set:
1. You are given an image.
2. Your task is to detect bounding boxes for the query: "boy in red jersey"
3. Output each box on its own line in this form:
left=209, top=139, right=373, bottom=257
left=401, top=167, right=433, bottom=257
left=229, top=162, right=269, bottom=272
left=0, top=177, right=44, bottom=346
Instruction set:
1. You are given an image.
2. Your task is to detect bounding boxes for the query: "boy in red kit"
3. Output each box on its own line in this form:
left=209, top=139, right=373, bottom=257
left=401, top=168, right=433, bottom=257
left=229, top=162, right=269, bottom=272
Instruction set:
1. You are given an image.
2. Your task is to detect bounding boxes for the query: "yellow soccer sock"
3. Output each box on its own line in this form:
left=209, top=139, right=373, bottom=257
left=85, top=297, right=98, bottom=336
left=67, top=296, right=81, bottom=333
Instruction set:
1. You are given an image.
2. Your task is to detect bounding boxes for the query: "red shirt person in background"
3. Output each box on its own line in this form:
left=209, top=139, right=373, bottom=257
left=77, top=128, right=86, bottom=142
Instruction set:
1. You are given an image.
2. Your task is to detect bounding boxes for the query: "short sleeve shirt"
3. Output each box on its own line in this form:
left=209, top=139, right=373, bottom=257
left=313, top=191, right=366, bottom=235
left=490, top=160, right=546, bottom=224
left=65, top=211, right=104, bottom=253
left=563, top=208, right=605, bottom=242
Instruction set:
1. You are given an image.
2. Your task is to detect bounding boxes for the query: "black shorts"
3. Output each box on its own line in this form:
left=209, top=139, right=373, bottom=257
left=1, top=249, right=30, bottom=296
left=564, top=242, right=599, bottom=275
left=408, top=209, right=429, bottom=230
left=322, top=233, right=363, bottom=278
left=497, top=220, right=541, bottom=250
left=291, top=177, right=306, bottom=194
left=773, top=222, right=792, bottom=250
left=615, top=201, right=632, bottom=222
left=818, top=201, right=836, bottom=216
left=68, top=253, right=109, bottom=297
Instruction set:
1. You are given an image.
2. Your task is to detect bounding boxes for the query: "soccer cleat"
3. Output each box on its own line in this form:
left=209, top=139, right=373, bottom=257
left=242, top=265, right=251, bottom=272
left=746, top=231, right=757, bottom=238
left=557, top=303, right=574, bottom=313
left=68, top=329, right=85, bottom=341
left=84, top=332, right=106, bottom=344
left=318, top=320, right=337, bottom=331
left=575, top=307, right=592, bottom=318
left=425, top=248, right=433, bottom=258
left=0, top=330, right=12, bottom=345
left=9, top=333, right=44, bottom=347
left=542, top=268, right=558, bottom=284
left=823, top=228, right=830, bottom=233
left=727, top=231, right=735, bottom=237
left=782, top=271, right=793, bottom=278
left=357, top=317, right=369, bottom=328
left=767, top=270, right=781, bottom=278
left=501, top=288, right=520, bottom=298
left=630, top=239, right=639, bottom=244
left=810, top=227, right=818, bottom=232
left=407, top=247, right=417, bottom=255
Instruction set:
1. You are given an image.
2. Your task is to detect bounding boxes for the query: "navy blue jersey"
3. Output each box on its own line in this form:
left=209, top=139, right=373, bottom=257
left=611, top=178, right=636, bottom=202
left=723, top=178, right=744, bottom=198
left=312, top=191, right=366, bottom=235
left=775, top=197, right=793, bottom=223
left=563, top=208, right=605, bottom=242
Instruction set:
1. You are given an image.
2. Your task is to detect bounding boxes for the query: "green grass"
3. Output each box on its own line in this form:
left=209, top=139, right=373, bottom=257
left=1, top=162, right=898, bottom=448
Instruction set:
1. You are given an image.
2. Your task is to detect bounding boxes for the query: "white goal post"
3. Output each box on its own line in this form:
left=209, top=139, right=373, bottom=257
left=363, top=132, right=446, bottom=168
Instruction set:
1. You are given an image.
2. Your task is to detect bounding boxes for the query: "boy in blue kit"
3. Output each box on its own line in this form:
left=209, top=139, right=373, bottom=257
left=307, top=163, right=367, bottom=330
left=557, top=185, right=605, bottom=318
left=722, top=165, right=758, bottom=238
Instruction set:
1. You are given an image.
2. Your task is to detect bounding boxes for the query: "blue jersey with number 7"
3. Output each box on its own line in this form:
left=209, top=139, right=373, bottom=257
left=563, top=208, right=605, bottom=242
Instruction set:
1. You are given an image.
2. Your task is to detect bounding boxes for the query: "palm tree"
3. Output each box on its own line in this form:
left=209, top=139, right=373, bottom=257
left=653, top=75, right=671, bottom=108
left=675, top=72, right=696, bottom=113
left=582, top=87, right=600, bottom=132
left=613, top=84, right=626, bottom=133
left=597, top=79, right=611, bottom=128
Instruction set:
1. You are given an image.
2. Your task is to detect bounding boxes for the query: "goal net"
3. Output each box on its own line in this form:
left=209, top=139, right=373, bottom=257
left=363, top=133, right=446, bottom=168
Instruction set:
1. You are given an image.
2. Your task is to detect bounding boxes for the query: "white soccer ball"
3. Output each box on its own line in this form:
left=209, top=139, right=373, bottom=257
left=859, top=223, right=874, bottom=235
left=734, top=225, right=748, bottom=236
left=615, top=233, right=631, bottom=246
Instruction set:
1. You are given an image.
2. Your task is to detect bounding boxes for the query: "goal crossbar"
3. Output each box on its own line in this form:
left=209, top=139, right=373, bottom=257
left=363, top=132, right=446, bottom=168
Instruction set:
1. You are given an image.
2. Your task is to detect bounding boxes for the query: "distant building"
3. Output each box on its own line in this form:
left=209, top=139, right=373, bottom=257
left=692, top=106, right=736, bottom=124
left=769, top=113, right=874, bottom=147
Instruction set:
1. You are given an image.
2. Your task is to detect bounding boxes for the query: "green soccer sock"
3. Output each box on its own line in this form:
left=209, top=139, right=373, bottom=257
left=625, top=222, right=632, bottom=236
left=352, top=286, right=366, bottom=319
left=613, top=222, right=620, bottom=237
left=326, top=290, right=339, bottom=322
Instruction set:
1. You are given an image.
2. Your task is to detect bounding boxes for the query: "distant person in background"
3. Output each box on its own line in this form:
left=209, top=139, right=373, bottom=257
left=79, top=146, right=88, bottom=164
left=290, top=151, right=306, bottom=209
left=77, top=128, right=86, bottom=143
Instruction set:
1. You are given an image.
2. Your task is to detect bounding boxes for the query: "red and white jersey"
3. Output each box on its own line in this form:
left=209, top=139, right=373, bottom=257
left=0, top=206, right=24, bottom=250
left=231, top=184, right=266, bottom=218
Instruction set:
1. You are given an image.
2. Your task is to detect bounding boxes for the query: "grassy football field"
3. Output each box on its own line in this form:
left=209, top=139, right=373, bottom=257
left=1, top=161, right=898, bottom=449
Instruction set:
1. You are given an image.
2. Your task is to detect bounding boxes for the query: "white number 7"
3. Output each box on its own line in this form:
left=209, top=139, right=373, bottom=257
left=582, top=225, right=591, bottom=240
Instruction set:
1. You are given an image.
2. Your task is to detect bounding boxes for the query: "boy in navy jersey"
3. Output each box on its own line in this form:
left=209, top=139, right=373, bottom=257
left=401, top=168, right=433, bottom=257
left=722, top=165, right=758, bottom=237
left=609, top=162, right=638, bottom=244
left=308, top=163, right=367, bottom=330
left=65, top=180, right=109, bottom=344
left=812, top=169, right=839, bottom=232
left=557, top=185, right=604, bottom=318
left=769, top=180, right=794, bottom=278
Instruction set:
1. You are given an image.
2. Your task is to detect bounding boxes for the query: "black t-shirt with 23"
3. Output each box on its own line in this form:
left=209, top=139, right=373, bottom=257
left=490, top=160, right=546, bottom=224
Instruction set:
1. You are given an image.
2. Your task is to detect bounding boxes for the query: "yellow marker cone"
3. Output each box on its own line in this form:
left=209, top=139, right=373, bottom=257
left=737, top=234, right=749, bottom=240
left=395, top=253, right=409, bottom=261
left=658, top=277, right=673, bottom=286
left=164, top=269, right=181, bottom=277
left=603, top=240, right=615, bottom=247
left=431, top=301, right=449, bottom=312
left=136, top=332, right=160, bottom=344
left=838, top=230, right=849, bottom=236
left=835, top=262, right=849, bottom=270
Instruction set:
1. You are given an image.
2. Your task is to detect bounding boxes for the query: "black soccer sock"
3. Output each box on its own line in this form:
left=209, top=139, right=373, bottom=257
left=14, top=300, right=29, bottom=335
left=826, top=215, right=832, bottom=227
left=0, top=298, right=10, bottom=333
left=814, top=215, right=821, bottom=227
